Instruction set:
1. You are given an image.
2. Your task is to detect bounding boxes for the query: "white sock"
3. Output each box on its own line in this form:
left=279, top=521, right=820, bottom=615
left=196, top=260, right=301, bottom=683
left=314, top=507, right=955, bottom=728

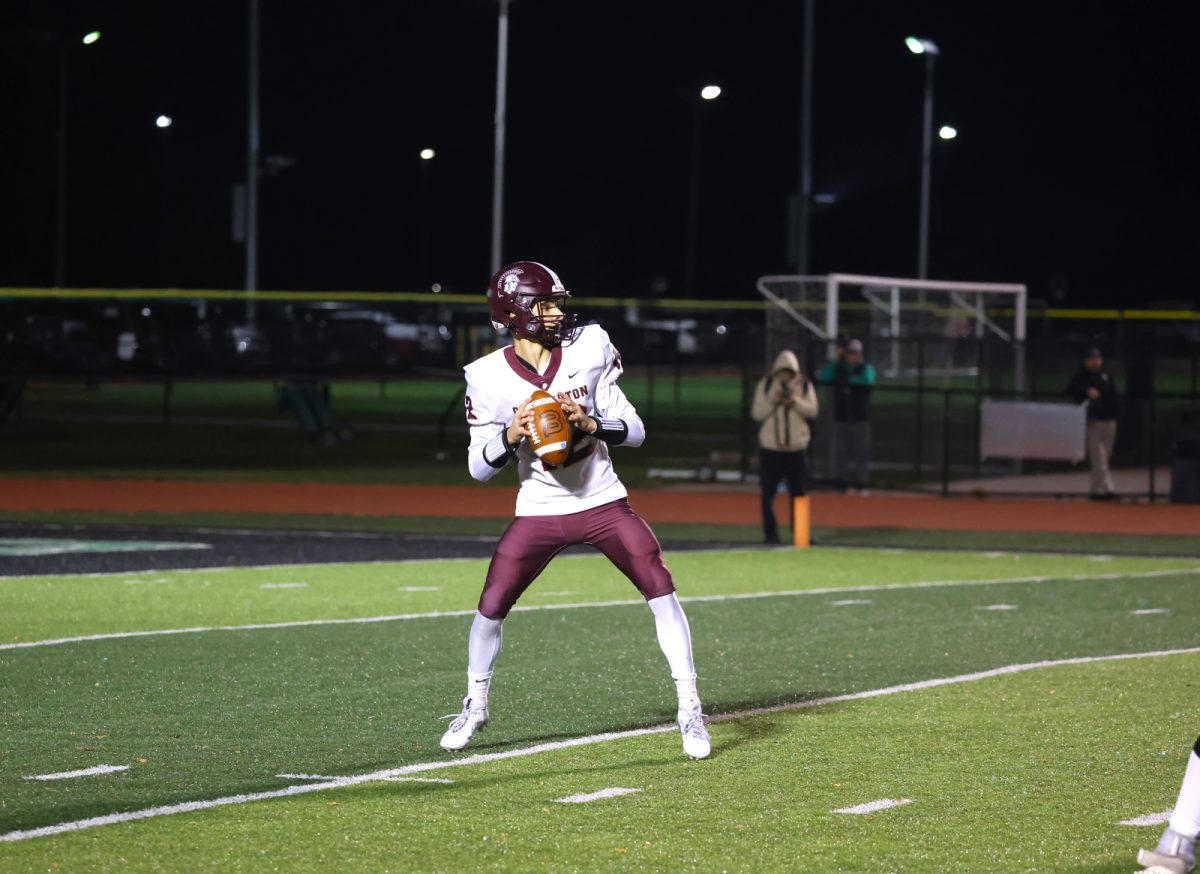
left=1169, top=747, right=1200, bottom=839
left=647, top=593, right=699, bottom=710
left=466, top=612, right=503, bottom=709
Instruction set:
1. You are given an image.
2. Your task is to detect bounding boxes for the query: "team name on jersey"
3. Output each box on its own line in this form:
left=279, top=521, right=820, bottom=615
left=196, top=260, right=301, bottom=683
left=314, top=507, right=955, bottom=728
left=504, top=384, right=588, bottom=414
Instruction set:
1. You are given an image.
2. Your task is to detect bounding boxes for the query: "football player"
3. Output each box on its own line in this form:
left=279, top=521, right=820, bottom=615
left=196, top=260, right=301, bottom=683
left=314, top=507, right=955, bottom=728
left=440, top=260, right=711, bottom=760
left=1138, top=736, right=1200, bottom=873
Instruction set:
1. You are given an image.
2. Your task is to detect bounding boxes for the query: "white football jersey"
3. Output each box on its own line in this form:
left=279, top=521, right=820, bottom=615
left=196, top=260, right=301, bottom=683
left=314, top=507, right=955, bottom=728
left=463, top=324, right=645, bottom=516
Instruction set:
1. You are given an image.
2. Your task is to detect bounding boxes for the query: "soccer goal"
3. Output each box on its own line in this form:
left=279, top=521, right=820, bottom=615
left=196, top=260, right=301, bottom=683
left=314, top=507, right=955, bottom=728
left=757, top=272, right=1027, bottom=388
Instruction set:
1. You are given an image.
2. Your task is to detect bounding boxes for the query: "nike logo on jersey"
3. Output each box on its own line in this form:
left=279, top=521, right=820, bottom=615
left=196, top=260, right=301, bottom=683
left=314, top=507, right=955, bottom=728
left=568, top=370, right=581, bottom=378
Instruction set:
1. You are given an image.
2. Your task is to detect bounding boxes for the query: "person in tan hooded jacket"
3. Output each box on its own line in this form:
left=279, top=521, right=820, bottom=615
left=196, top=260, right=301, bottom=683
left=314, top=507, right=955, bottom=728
left=751, top=349, right=819, bottom=544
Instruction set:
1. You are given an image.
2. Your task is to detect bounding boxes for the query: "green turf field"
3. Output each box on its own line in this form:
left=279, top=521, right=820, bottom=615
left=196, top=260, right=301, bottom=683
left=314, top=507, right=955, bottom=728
left=3, top=546, right=1200, bottom=871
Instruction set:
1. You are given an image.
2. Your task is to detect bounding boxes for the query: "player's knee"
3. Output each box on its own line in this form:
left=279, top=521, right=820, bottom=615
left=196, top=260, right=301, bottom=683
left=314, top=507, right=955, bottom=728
left=479, top=570, right=519, bottom=619
left=477, top=588, right=513, bottom=620
left=633, top=557, right=675, bottom=600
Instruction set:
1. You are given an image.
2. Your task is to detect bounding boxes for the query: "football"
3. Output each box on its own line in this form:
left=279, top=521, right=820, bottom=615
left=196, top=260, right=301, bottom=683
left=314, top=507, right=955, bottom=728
left=527, top=390, right=572, bottom=467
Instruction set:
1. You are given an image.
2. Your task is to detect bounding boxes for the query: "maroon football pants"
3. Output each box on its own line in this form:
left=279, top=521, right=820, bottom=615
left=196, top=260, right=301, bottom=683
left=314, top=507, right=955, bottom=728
left=478, top=497, right=676, bottom=619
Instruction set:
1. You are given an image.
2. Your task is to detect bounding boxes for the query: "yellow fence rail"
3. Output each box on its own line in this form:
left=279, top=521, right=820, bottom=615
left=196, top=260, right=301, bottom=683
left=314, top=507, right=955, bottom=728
left=1, top=288, right=1197, bottom=320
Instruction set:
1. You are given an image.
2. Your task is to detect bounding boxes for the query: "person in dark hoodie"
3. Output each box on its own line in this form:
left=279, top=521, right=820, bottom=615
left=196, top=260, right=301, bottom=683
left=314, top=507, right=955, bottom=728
left=818, top=338, right=876, bottom=493
left=1065, top=346, right=1121, bottom=500
left=751, top=349, right=819, bottom=544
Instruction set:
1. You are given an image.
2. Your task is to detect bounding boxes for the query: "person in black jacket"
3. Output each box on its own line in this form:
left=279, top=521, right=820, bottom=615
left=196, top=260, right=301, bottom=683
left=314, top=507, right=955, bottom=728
left=1065, top=347, right=1120, bottom=500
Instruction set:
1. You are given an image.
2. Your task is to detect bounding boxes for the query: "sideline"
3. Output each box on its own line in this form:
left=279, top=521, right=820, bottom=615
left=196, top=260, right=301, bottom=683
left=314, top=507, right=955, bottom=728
left=0, top=544, right=755, bottom=581
left=3, top=567, right=1197, bottom=653
left=4, top=646, right=1198, bottom=842
left=5, top=479, right=1200, bottom=534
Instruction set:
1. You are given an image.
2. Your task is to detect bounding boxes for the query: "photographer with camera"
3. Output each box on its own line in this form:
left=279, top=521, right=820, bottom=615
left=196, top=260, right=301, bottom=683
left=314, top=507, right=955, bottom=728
left=752, top=349, right=819, bottom=544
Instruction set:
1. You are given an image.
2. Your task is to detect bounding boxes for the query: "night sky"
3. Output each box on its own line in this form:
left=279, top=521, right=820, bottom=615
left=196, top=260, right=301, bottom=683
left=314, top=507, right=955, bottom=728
left=1, top=1, right=1193, bottom=306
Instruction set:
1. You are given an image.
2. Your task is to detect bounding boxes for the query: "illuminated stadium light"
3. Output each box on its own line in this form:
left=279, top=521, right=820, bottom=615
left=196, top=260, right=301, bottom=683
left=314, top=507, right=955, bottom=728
left=700, top=85, right=721, bottom=100
left=905, top=36, right=939, bottom=56
left=906, top=35, right=942, bottom=278
left=420, top=148, right=435, bottom=160
left=156, top=115, right=173, bottom=128
left=939, top=125, right=958, bottom=140
left=82, top=31, right=101, bottom=45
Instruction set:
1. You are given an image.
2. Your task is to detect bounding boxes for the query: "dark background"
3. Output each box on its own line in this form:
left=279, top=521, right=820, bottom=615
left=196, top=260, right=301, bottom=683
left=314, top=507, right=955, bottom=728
left=1, top=1, right=1193, bottom=305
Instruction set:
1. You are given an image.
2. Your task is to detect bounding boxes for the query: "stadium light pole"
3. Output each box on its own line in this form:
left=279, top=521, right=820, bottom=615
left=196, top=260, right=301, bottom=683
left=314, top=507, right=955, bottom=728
left=49, top=30, right=101, bottom=287
left=245, top=0, right=261, bottom=323
left=490, top=0, right=511, bottom=274
left=906, top=35, right=939, bottom=280
left=420, top=149, right=435, bottom=287
left=685, top=84, right=721, bottom=297
left=796, top=0, right=815, bottom=275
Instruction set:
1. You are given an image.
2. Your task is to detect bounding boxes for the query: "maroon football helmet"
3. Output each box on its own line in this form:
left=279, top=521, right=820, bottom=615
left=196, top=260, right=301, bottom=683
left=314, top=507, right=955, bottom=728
left=487, top=261, right=581, bottom=346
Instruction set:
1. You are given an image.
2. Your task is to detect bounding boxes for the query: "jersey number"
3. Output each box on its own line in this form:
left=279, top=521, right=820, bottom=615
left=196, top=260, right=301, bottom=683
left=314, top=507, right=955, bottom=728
left=560, top=435, right=595, bottom=468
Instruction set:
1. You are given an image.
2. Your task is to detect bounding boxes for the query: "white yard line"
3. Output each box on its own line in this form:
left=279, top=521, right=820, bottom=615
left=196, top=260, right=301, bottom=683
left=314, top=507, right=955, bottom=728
left=1131, top=608, right=1169, bottom=615
left=3, top=646, right=1199, bottom=843
left=555, top=787, right=642, bottom=804
left=1120, top=810, right=1173, bottom=827
left=976, top=604, right=1019, bottom=611
left=277, top=773, right=453, bottom=784
left=260, top=583, right=308, bottom=590
left=834, top=798, right=913, bottom=814
left=3, top=567, right=1198, bottom=653
left=830, top=599, right=873, bottom=606
left=24, top=765, right=129, bottom=781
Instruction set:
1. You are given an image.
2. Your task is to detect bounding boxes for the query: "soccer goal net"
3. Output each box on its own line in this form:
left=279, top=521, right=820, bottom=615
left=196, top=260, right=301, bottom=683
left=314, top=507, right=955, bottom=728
left=757, top=272, right=1027, bottom=387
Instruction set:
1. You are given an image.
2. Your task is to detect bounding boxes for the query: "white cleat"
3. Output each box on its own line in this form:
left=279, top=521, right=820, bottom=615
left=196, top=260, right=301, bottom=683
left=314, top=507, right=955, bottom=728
left=439, top=697, right=489, bottom=752
left=678, top=706, right=711, bottom=760
left=1138, top=827, right=1198, bottom=874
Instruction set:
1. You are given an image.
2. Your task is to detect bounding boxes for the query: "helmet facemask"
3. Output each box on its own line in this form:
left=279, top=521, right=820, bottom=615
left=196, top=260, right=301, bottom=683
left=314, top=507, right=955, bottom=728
left=518, top=294, right=580, bottom=346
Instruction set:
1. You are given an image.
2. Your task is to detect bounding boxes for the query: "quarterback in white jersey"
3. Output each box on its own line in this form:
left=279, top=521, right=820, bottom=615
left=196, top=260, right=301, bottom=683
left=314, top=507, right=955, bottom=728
left=464, top=319, right=639, bottom=516
left=440, top=260, right=711, bottom=760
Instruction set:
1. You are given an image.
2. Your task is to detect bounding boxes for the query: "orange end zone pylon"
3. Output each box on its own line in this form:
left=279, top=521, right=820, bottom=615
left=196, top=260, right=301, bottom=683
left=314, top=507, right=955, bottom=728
left=793, top=496, right=810, bottom=548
